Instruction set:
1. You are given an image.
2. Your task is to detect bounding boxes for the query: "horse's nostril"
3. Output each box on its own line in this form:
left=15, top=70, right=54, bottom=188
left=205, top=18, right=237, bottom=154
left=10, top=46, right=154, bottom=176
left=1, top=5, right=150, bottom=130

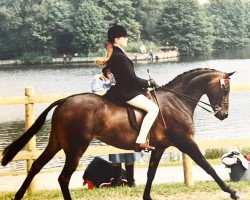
left=215, top=111, right=228, bottom=120
left=221, top=113, right=228, bottom=120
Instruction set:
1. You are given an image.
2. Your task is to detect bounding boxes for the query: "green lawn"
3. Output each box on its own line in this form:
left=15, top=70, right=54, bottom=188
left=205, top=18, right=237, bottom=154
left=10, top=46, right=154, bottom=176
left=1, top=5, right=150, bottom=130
left=1, top=180, right=250, bottom=200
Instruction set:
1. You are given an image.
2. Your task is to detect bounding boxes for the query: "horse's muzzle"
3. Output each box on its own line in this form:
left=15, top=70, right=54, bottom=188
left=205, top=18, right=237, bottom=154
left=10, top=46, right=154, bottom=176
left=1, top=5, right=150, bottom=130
left=214, top=110, right=228, bottom=120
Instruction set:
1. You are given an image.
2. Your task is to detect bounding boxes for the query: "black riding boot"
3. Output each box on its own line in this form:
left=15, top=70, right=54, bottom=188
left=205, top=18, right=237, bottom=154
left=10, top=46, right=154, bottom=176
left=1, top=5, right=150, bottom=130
left=111, top=163, right=122, bottom=187
left=125, top=163, right=136, bottom=187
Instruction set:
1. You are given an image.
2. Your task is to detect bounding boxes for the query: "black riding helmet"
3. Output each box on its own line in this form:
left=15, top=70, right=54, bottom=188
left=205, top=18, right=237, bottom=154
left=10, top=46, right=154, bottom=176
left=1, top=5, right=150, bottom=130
left=107, top=24, right=129, bottom=43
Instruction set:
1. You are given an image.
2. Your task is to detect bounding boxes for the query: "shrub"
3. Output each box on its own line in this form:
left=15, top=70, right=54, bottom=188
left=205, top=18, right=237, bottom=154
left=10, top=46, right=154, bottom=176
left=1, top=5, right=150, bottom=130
left=240, top=147, right=250, bottom=156
left=204, top=148, right=227, bottom=159
left=126, top=40, right=158, bottom=53
left=87, top=49, right=106, bottom=57
left=20, top=52, right=53, bottom=64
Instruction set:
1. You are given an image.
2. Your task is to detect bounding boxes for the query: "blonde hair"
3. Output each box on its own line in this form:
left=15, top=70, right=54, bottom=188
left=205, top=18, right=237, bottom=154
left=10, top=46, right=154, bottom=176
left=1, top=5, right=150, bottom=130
left=95, top=43, right=113, bottom=67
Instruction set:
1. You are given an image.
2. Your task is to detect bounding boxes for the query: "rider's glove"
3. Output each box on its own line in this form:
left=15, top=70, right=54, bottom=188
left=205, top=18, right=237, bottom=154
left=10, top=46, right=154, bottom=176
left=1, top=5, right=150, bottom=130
left=148, top=79, right=158, bottom=87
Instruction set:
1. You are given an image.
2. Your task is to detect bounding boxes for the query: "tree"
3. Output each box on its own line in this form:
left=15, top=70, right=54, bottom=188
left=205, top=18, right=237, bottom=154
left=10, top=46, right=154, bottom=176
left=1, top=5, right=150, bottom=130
left=156, top=0, right=213, bottom=55
left=242, top=0, right=250, bottom=39
left=29, top=1, right=53, bottom=54
left=45, top=0, right=74, bottom=54
left=132, top=0, right=164, bottom=41
left=206, top=0, right=249, bottom=50
left=97, top=0, right=141, bottom=41
left=73, top=0, right=106, bottom=55
left=0, top=5, right=15, bottom=59
left=0, top=0, right=45, bottom=58
left=0, top=0, right=71, bottom=58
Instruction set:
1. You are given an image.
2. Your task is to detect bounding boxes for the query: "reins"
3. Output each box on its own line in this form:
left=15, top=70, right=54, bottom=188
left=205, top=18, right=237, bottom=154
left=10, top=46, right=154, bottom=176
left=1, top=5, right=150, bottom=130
left=157, top=86, right=220, bottom=114
left=146, top=68, right=219, bottom=115
left=151, top=89, right=167, bottom=129
left=147, top=68, right=167, bottom=135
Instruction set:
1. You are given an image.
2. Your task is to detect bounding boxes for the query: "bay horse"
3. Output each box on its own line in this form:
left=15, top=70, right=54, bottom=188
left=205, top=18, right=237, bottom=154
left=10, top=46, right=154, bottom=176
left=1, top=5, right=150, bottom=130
left=1, top=68, right=240, bottom=200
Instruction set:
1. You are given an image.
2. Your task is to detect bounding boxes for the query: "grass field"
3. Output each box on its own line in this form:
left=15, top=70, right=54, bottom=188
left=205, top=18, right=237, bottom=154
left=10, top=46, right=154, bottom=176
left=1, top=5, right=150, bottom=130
left=1, top=180, right=250, bottom=200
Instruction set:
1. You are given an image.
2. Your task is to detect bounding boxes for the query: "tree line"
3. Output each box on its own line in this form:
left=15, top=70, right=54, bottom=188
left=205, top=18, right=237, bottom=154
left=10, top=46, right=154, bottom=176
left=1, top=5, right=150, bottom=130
left=0, top=0, right=249, bottom=60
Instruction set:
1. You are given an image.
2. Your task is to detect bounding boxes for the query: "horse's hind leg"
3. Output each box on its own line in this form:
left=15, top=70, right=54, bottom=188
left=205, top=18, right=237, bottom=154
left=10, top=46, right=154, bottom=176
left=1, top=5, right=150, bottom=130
left=58, top=142, right=89, bottom=200
left=14, top=133, right=61, bottom=200
left=175, top=137, right=240, bottom=200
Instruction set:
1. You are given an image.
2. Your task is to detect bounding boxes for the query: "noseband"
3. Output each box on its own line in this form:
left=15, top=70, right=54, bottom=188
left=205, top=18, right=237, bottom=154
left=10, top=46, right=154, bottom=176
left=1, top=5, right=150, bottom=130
left=158, top=78, right=230, bottom=115
left=211, top=78, right=230, bottom=113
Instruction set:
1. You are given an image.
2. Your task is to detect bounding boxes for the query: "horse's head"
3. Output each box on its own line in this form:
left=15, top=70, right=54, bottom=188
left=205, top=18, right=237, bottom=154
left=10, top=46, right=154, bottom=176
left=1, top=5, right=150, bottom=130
left=207, top=71, right=235, bottom=120
left=163, top=68, right=236, bottom=120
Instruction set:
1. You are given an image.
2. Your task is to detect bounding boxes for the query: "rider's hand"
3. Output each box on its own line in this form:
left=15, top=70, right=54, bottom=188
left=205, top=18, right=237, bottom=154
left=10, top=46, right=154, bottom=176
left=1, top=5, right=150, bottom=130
left=148, top=79, right=158, bottom=87
left=98, top=75, right=105, bottom=81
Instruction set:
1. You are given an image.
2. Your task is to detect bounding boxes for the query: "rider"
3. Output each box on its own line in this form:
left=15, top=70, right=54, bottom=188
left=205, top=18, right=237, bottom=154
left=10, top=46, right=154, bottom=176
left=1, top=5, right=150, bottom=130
left=91, top=67, right=144, bottom=187
left=95, top=24, right=159, bottom=152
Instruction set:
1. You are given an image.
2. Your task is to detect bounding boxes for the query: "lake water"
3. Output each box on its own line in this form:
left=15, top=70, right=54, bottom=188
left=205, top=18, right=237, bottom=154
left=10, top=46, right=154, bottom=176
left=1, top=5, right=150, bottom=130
left=0, top=48, right=250, bottom=172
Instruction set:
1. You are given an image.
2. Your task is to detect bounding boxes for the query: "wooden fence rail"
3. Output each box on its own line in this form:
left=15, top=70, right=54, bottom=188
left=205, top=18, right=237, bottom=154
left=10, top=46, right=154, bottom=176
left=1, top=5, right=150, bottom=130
left=0, top=87, right=250, bottom=193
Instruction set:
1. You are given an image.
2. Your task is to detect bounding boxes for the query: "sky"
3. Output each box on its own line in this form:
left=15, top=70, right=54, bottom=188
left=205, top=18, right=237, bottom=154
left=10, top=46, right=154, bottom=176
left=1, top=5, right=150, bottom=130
left=198, top=0, right=209, bottom=4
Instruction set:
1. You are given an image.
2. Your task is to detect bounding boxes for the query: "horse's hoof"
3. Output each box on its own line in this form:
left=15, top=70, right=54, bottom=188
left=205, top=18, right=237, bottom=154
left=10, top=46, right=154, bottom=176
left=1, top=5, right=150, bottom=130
left=230, top=191, right=241, bottom=200
left=143, top=196, right=153, bottom=200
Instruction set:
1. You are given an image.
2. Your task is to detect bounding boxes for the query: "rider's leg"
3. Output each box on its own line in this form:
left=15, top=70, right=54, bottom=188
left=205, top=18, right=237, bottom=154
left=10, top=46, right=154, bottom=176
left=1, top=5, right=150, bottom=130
left=111, top=163, right=123, bottom=187
left=126, top=94, right=159, bottom=151
left=125, top=162, right=135, bottom=187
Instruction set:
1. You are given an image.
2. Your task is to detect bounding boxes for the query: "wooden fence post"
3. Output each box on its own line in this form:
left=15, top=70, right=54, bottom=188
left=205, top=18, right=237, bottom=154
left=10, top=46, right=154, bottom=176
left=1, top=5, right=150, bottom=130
left=182, top=153, right=194, bottom=186
left=25, top=87, right=36, bottom=192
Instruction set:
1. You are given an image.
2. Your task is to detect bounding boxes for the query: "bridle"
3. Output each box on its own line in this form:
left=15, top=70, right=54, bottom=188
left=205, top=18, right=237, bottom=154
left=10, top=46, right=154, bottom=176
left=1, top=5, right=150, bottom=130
left=157, top=78, right=230, bottom=115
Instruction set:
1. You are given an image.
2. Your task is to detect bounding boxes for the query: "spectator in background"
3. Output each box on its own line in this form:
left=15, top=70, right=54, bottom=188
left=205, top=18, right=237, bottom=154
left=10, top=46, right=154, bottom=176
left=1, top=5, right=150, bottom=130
left=149, top=49, right=154, bottom=62
left=108, top=152, right=143, bottom=187
left=63, top=54, right=67, bottom=64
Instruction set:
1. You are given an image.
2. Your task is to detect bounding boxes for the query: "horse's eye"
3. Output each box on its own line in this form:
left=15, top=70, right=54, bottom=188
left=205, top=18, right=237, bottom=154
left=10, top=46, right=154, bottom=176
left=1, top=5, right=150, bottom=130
left=223, top=87, right=229, bottom=95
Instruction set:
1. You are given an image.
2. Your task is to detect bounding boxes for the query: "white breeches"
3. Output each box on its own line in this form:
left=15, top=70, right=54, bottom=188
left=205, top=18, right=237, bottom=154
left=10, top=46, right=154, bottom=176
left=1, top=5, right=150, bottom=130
left=126, top=94, right=159, bottom=143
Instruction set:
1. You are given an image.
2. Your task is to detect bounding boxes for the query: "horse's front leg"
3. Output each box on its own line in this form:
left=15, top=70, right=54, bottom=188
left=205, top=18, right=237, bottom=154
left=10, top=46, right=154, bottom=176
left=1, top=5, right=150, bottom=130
left=175, top=137, right=240, bottom=200
left=143, top=149, right=165, bottom=200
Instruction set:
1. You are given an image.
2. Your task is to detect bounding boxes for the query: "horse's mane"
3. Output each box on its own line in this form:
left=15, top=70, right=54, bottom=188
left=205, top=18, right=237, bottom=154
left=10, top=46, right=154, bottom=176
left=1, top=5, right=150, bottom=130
left=162, top=68, right=218, bottom=89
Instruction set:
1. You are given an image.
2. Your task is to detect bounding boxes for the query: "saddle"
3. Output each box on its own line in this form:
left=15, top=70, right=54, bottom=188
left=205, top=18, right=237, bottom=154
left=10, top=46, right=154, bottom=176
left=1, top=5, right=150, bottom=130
left=103, top=89, right=155, bottom=132
left=126, top=90, right=153, bottom=132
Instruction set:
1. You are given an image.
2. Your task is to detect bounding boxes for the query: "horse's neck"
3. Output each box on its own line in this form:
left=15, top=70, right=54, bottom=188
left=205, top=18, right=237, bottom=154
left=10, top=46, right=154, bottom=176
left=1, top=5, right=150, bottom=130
left=168, top=74, right=211, bottom=112
left=185, top=78, right=206, bottom=99
left=169, top=81, right=204, bottom=100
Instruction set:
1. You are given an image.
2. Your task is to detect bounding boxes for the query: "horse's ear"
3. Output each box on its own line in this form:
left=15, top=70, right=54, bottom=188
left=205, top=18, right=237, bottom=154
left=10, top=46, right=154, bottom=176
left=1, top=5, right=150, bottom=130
left=226, top=71, right=236, bottom=78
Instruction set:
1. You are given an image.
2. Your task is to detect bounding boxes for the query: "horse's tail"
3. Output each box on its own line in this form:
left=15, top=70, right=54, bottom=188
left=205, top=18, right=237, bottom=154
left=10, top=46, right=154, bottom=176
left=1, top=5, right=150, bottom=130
left=1, top=98, right=66, bottom=166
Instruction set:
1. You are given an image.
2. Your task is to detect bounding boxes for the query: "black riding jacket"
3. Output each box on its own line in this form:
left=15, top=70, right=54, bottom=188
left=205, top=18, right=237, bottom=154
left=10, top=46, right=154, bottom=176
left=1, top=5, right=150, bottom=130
left=104, top=46, right=149, bottom=103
